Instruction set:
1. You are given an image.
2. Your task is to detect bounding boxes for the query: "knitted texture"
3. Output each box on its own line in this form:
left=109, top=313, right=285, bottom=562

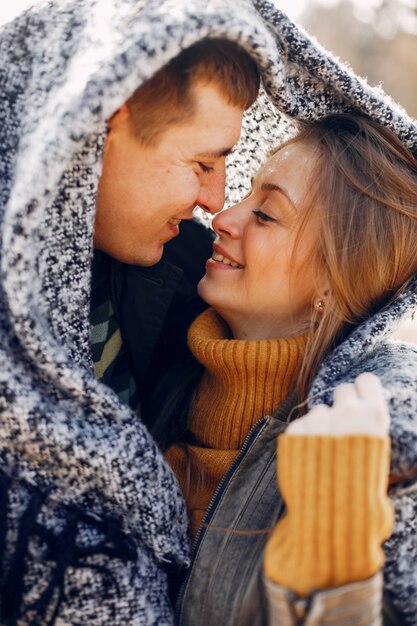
left=187, top=309, right=308, bottom=449
left=0, top=0, right=416, bottom=623
left=264, top=435, right=394, bottom=596
left=166, top=308, right=308, bottom=536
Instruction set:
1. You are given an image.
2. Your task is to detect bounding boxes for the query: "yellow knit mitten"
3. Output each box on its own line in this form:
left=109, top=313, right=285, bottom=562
left=264, top=435, right=394, bottom=596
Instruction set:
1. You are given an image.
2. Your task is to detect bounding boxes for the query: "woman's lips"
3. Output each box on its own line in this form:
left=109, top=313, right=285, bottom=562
left=206, top=257, right=240, bottom=270
left=210, top=243, right=244, bottom=268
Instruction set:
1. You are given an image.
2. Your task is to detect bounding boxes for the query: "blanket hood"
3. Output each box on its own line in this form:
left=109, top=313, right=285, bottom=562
left=1, top=0, right=417, bottom=559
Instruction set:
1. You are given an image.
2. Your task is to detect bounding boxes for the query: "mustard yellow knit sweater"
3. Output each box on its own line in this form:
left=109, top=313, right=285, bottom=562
left=166, top=308, right=394, bottom=596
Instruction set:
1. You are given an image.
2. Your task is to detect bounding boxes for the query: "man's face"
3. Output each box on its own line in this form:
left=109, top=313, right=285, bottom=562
left=94, top=81, right=244, bottom=266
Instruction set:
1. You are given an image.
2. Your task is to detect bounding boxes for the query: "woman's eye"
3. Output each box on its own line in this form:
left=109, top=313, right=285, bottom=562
left=198, top=162, right=214, bottom=174
left=252, top=210, right=277, bottom=224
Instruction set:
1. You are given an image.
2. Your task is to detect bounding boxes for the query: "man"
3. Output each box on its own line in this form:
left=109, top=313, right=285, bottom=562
left=0, top=2, right=263, bottom=618
left=90, top=38, right=260, bottom=418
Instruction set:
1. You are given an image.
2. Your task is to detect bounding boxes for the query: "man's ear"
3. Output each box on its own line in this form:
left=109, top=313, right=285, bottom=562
left=107, top=103, right=131, bottom=131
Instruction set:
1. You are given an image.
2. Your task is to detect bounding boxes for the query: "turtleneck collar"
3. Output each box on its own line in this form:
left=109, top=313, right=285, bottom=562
left=187, top=308, right=310, bottom=450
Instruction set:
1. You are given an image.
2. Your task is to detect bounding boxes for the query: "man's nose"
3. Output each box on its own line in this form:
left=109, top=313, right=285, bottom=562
left=197, top=162, right=226, bottom=215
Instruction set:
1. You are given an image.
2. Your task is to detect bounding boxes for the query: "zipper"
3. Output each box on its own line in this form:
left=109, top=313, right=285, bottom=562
left=174, top=392, right=299, bottom=622
left=175, top=415, right=269, bottom=621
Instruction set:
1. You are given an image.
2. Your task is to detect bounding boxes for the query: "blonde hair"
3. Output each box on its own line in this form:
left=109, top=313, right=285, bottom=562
left=286, top=114, right=417, bottom=401
left=127, top=38, right=260, bottom=146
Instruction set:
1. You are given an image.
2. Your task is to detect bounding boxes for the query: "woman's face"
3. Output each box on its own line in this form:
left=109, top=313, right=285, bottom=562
left=197, top=142, right=326, bottom=339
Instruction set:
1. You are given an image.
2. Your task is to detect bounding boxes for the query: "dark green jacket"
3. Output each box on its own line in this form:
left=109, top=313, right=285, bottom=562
left=95, top=219, right=213, bottom=423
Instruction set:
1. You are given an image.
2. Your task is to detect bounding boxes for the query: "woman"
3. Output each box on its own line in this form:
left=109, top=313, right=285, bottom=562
left=149, top=113, right=417, bottom=625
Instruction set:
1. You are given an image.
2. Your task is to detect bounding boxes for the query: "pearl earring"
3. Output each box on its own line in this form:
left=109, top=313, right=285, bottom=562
left=314, top=298, right=325, bottom=313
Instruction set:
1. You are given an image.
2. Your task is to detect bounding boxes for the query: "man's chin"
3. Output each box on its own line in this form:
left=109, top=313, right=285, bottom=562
left=106, top=247, right=163, bottom=267
left=129, top=248, right=164, bottom=267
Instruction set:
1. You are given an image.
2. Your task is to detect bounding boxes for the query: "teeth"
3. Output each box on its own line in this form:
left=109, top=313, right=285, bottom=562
left=212, top=251, right=243, bottom=268
left=168, top=218, right=181, bottom=226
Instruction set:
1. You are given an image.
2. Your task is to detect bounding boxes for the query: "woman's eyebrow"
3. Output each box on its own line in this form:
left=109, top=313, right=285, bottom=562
left=253, top=176, right=298, bottom=213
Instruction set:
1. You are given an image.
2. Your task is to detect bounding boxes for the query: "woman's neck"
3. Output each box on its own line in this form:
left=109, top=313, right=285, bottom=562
left=218, top=310, right=313, bottom=340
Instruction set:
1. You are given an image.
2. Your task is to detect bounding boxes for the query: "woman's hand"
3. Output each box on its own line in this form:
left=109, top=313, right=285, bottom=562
left=287, top=372, right=390, bottom=438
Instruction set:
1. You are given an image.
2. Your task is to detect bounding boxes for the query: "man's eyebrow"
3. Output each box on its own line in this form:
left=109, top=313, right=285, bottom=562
left=195, top=147, right=234, bottom=159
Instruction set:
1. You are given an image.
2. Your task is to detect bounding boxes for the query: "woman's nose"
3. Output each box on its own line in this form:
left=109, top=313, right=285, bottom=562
left=212, top=201, right=247, bottom=238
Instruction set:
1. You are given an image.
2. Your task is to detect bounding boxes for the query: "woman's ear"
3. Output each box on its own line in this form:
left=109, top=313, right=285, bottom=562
left=313, top=287, right=332, bottom=314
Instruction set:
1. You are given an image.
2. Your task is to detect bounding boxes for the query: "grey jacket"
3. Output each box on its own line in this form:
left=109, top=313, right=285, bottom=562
left=176, top=326, right=417, bottom=626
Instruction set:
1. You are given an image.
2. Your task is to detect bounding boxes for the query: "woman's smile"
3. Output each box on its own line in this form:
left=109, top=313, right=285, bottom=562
left=207, top=243, right=244, bottom=269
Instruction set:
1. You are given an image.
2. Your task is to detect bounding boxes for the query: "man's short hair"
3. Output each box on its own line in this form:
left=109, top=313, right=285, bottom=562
left=127, top=38, right=260, bottom=145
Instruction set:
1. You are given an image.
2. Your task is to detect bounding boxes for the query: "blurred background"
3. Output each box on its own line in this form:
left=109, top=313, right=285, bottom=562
left=1, top=0, right=417, bottom=341
left=280, top=0, right=417, bottom=118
